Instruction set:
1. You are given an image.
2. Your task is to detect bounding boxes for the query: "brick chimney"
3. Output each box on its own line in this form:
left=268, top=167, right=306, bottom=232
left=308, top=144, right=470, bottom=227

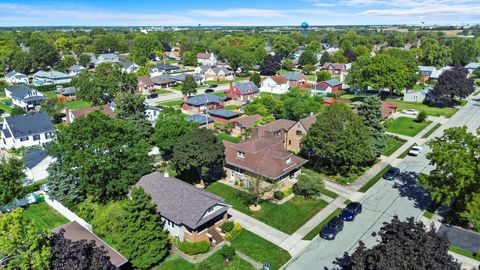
left=65, top=107, right=71, bottom=125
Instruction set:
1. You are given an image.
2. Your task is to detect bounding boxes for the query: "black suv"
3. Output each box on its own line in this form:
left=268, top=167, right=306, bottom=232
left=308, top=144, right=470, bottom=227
left=147, top=93, right=158, bottom=99
left=341, top=202, right=363, bottom=221
left=383, top=167, right=401, bottom=180
left=320, top=216, right=344, bottom=240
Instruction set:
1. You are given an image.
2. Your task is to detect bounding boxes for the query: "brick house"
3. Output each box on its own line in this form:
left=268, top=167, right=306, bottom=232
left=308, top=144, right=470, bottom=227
left=230, top=114, right=262, bottom=137
left=224, top=82, right=260, bottom=102
left=283, top=72, right=308, bottom=87
left=286, top=114, right=317, bottom=153
left=208, top=109, right=242, bottom=124
left=251, top=119, right=296, bottom=147
left=182, top=94, right=225, bottom=113
left=137, top=76, right=155, bottom=94
left=137, top=172, right=230, bottom=245
left=311, top=79, right=343, bottom=96
left=321, top=62, right=347, bottom=77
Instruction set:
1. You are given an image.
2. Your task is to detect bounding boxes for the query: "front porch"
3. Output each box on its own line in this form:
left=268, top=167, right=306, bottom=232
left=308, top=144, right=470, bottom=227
left=183, top=212, right=228, bottom=246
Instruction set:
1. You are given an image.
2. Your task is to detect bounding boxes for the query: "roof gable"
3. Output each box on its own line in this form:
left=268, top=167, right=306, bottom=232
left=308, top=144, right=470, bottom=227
left=4, top=111, right=54, bottom=138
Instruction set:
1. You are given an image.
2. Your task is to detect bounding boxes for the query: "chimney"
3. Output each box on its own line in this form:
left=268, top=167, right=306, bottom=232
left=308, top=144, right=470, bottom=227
left=65, top=107, right=71, bottom=125
left=183, top=95, right=189, bottom=102
left=163, top=170, right=169, bottom=177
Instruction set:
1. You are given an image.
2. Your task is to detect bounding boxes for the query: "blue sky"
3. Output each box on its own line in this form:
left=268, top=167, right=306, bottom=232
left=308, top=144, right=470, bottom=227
left=0, top=0, right=479, bottom=26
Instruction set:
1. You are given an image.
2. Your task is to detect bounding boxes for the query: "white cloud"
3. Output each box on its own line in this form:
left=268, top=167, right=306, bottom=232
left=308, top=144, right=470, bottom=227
left=189, top=8, right=287, bottom=18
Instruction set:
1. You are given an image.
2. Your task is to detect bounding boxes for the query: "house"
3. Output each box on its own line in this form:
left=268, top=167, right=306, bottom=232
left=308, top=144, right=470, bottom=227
left=230, top=114, right=262, bottom=136
left=197, top=52, right=217, bottom=66
left=260, top=75, right=289, bottom=94
left=403, top=87, right=432, bottom=103
left=252, top=119, right=296, bottom=147
left=5, top=71, right=29, bottom=84
left=225, top=82, right=260, bottom=102
left=465, top=63, right=480, bottom=74
left=182, top=94, right=225, bottom=113
left=286, top=114, right=316, bottom=153
left=137, top=172, right=230, bottom=245
left=223, top=137, right=307, bottom=185
left=321, top=62, right=347, bottom=77
left=1, top=112, right=55, bottom=150
left=67, top=65, right=84, bottom=76
left=51, top=221, right=129, bottom=269
left=32, top=70, right=71, bottom=85
left=56, top=86, right=77, bottom=98
left=194, top=66, right=233, bottom=81
left=146, top=105, right=160, bottom=123
left=168, top=73, right=204, bottom=84
left=323, top=97, right=336, bottom=107
left=418, top=66, right=450, bottom=81
left=121, top=61, right=139, bottom=74
left=283, top=72, right=308, bottom=87
left=381, top=101, right=398, bottom=119
left=151, top=75, right=176, bottom=88
left=65, top=105, right=115, bottom=124
left=94, top=53, right=120, bottom=66
left=148, top=63, right=181, bottom=76
left=23, top=149, right=56, bottom=182
left=185, top=114, right=214, bottom=126
left=5, top=86, right=46, bottom=111
left=311, top=79, right=342, bottom=96
left=208, top=109, right=242, bottom=123
left=137, top=76, right=155, bottom=94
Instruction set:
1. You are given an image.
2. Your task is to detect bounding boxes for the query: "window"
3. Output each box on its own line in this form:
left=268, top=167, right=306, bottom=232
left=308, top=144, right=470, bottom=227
left=33, top=134, right=40, bottom=141
left=45, top=132, right=52, bottom=139
left=273, top=131, right=281, bottom=137
left=296, top=130, right=303, bottom=136
left=20, top=136, right=29, bottom=142
left=237, top=151, right=245, bottom=158
left=288, top=140, right=291, bottom=146
left=286, top=157, right=291, bottom=164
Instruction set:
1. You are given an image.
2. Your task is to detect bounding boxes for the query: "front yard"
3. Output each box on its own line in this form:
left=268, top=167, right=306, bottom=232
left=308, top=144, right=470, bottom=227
left=23, top=202, right=69, bottom=230
left=155, top=250, right=255, bottom=270
left=158, top=99, right=183, bottom=107
left=382, top=136, right=406, bottom=156
left=386, top=99, right=458, bottom=118
left=385, top=117, right=431, bottom=137
left=206, top=182, right=328, bottom=234
left=61, top=99, right=92, bottom=110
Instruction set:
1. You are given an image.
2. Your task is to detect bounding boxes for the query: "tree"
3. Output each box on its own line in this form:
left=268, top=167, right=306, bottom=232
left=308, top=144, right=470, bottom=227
left=50, top=230, right=115, bottom=270
left=181, top=74, right=198, bottom=96
left=30, top=39, right=60, bottom=69
left=136, top=66, right=150, bottom=77
left=432, top=66, right=474, bottom=105
left=116, top=187, right=169, bottom=269
left=316, top=70, right=332, bottom=82
left=332, top=50, right=348, bottom=63
left=306, top=40, right=321, bottom=52
left=221, top=46, right=255, bottom=75
left=450, top=38, right=477, bottom=66
left=78, top=53, right=91, bottom=67
left=49, top=112, right=152, bottom=202
left=154, top=112, right=195, bottom=155
left=341, top=217, right=460, bottom=269
left=301, top=102, right=374, bottom=174
left=182, top=51, right=197, bottom=66
left=114, top=92, right=147, bottom=120
left=171, top=128, right=225, bottom=185
left=93, top=34, right=120, bottom=54
left=10, top=107, right=27, bottom=116
left=353, top=45, right=369, bottom=59
left=293, top=170, right=324, bottom=198
left=46, top=160, right=84, bottom=208
left=282, top=58, right=295, bottom=71
left=272, top=35, right=296, bottom=59
left=416, top=110, right=427, bottom=122
left=243, top=95, right=276, bottom=116
left=319, top=52, right=331, bottom=65
left=221, top=245, right=236, bottom=263
left=273, top=88, right=323, bottom=121
left=302, top=64, right=315, bottom=75
left=91, top=200, right=128, bottom=248
left=55, top=55, right=76, bottom=72
left=10, top=50, right=32, bottom=74
left=0, top=157, right=25, bottom=205
left=0, top=209, right=50, bottom=269
left=298, top=50, right=317, bottom=66
left=357, top=95, right=386, bottom=158
left=419, top=127, right=480, bottom=222
left=461, top=193, right=480, bottom=232
left=382, top=48, right=420, bottom=88
left=260, top=55, right=281, bottom=76
left=132, top=35, right=161, bottom=66
left=420, top=38, right=451, bottom=67
left=250, top=72, right=261, bottom=87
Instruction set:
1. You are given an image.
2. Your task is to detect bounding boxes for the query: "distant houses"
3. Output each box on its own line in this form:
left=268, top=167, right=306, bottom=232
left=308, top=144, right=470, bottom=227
left=32, top=70, right=71, bottom=85
left=5, top=71, right=29, bottom=85
left=68, top=65, right=85, bottom=76
left=194, top=66, right=233, bottom=82
left=311, top=79, right=342, bottom=96
left=1, top=112, right=55, bottom=150
left=196, top=52, right=217, bottom=66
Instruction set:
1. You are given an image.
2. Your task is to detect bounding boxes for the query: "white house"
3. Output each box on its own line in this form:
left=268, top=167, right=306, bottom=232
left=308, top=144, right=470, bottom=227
left=68, top=65, right=85, bottom=76
left=1, top=112, right=55, bottom=150
left=32, top=70, right=71, bottom=85
left=146, top=105, right=160, bottom=123
left=465, top=63, right=480, bottom=74
left=5, top=86, right=46, bottom=111
left=403, top=87, right=432, bottom=103
left=260, top=75, right=289, bottom=94
left=121, top=61, right=139, bottom=74
left=94, top=53, right=120, bottom=67
left=23, top=149, right=56, bottom=182
left=5, top=71, right=29, bottom=85
left=196, top=52, right=217, bottom=66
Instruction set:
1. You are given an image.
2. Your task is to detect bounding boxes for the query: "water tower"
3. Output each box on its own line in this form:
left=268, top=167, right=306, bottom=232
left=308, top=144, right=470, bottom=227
left=301, top=22, right=309, bottom=36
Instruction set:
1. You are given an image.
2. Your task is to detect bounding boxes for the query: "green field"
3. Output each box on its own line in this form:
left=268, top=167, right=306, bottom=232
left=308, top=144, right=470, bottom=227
left=386, top=99, right=458, bottom=117
left=358, top=165, right=393, bottom=193
left=382, top=136, right=406, bottom=156
left=303, top=208, right=342, bottom=240
left=386, top=117, right=431, bottom=137
left=230, top=229, right=291, bottom=270
left=23, top=202, right=69, bottom=230
left=206, top=182, right=328, bottom=234
left=62, top=99, right=92, bottom=110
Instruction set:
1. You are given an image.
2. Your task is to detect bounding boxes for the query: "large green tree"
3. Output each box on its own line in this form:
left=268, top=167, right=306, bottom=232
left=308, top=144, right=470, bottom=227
left=49, top=112, right=152, bottom=202
left=154, top=110, right=195, bottom=155
left=273, top=88, right=323, bottom=121
left=182, top=51, right=197, bottom=66
left=298, top=50, right=317, bottom=66
left=181, top=74, right=198, bottom=96
left=357, top=95, right=386, bottom=158
left=272, top=35, right=296, bottom=59
left=0, top=157, right=26, bottom=206
left=450, top=38, right=478, bottom=66
left=10, top=50, right=32, bottom=74
left=221, top=45, right=254, bottom=75
left=46, top=160, right=84, bottom=208
left=420, top=38, right=451, bottom=67
left=302, top=102, right=374, bottom=174
left=132, top=35, right=161, bottom=66
left=29, top=39, right=60, bottom=69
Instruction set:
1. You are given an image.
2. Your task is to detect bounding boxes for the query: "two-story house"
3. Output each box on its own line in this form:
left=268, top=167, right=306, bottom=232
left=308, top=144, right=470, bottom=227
left=286, top=114, right=316, bottom=153
left=196, top=52, right=217, bottom=66
left=1, top=112, right=55, bottom=150
left=194, top=66, right=233, bottom=81
left=224, top=82, right=260, bottom=102
left=137, top=172, right=230, bottom=245
left=5, top=86, right=46, bottom=111
left=32, top=70, right=71, bottom=85
left=5, top=71, right=29, bottom=84
left=137, top=76, right=155, bottom=94
left=251, top=119, right=296, bottom=146
left=311, top=79, right=343, bottom=96
left=321, top=62, right=347, bottom=77
left=260, top=75, right=289, bottom=94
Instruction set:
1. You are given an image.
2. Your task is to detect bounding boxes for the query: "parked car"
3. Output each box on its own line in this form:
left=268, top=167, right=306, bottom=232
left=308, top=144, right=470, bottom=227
left=320, top=216, right=344, bottom=240
left=383, top=167, right=401, bottom=180
left=341, top=202, right=363, bottom=221
left=205, top=88, right=214, bottom=93
left=147, top=93, right=158, bottom=99
left=402, top=109, right=419, bottom=115
left=408, top=146, right=422, bottom=156
left=210, top=84, right=218, bottom=88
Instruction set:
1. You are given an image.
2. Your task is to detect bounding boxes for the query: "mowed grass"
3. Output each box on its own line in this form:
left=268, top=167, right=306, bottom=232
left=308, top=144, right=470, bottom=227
left=386, top=117, right=431, bottom=137
left=303, top=208, right=342, bottom=240
left=0, top=98, right=13, bottom=114
left=386, top=99, right=458, bottom=117
left=421, top=123, right=441, bottom=138
left=159, top=99, right=183, bottom=107
left=358, top=165, right=393, bottom=193
left=155, top=250, right=255, bottom=270
left=382, top=136, right=406, bottom=156
left=224, top=104, right=240, bottom=111
left=217, top=133, right=241, bottom=143
left=449, top=246, right=480, bottom=261
left=62, top=99, right=92, bottom=110
left=230, top=229, right=291, bottom=270
left=206, top=182, right=328, bottom=234
left=23, top=202, right=69, bottom=230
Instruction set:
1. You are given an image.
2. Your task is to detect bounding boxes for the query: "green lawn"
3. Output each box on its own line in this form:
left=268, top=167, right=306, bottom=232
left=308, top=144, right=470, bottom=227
left=306, top=74, right=316, bottom=81
left=44, top=91, right=57, bottom=99
left=170, top=84, right=183, bottom=91
left=205, top=77, right=246, bottom=85
left=423, top=210, right=434, bottom=219
left=358, top=165, right=392, bottom=193
left=386, top=99, right=458, bottom=118
left=303, top=208, right=342, bottom=240
left=455, top=99, right=468, bottom=106
left=217, top=133, right=241, bottom=143
left=155, top=89, right=171, bottom=95
left=421, top=123, right=441, bottom=138
left=449, top=246, right=480, bottom=261
left=62, top=99, right=92, bottom=110
left=230, top=229, right=291, bottom=270
left=224, top=104, right=240, bottom=111
left=211, top=91, right=225, bottom=97
left=159, top=99, right=183, bottom=107
left=206, top=182, right=328, bottom=234
left=386, top=117, right=431, bottom=137
left=412, top=84, right=425, bottom=90
left=382, top=136, right=406, bottom=156
left=0, top=98, right=13, bottom=114
left=155, top=250, right=255, bottom=270
left=398, top=143, right=417, bottom=159
left=23, top=202, right=69, bottom=230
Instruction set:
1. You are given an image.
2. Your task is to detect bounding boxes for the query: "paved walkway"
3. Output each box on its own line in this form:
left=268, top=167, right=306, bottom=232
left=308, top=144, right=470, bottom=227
left=236, top=250, right=263, bottom=269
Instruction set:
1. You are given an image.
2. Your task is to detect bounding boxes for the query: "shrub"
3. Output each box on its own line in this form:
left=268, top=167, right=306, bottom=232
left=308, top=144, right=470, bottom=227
left=225, top=222, right=242, bottom=241
left=416, top=110, right=427, bottom=122
left=273, top=191, right=284, bottom=200
left=282, top=187, right=293, bottom=197
left=221, top=221, right=234, bottom=233
left=178, top=241, right=210, bottom=255
left=221, top=245, right=236, bottom=262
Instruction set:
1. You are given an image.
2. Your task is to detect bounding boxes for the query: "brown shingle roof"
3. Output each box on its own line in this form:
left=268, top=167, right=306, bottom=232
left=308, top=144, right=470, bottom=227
left=299, top=115, right=317, bottom=131
left=322, top=62, right=346, bottom=70
left=51, top=221, right=128, bottom=267
left=233, top=114, right=262, bottom=129
left=253, top=119, right=296, bottom=137
left=71, top=105, right=115, bottom=118
left=269, top=75, right=288, bottom=84
left=138, top=75, right=154, bottom=86
left=381, top=101, right=398, bottom=118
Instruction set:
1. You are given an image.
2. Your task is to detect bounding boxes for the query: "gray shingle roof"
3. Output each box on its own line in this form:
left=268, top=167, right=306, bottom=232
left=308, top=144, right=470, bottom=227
left=6, top=71, right=27, bottom=79
left=34, top=70, right=70, bottom=79
left=235, top=81, right=259, bottom=95
left=23, top=149, right=47, bottom=169
left=324, top=79, right=342, bottom=86
left=136, top=172, right=229, bottom=229
left=4, top=111, right=54, bottom=138
left=6, top=86, right=46, bottom=102
left=209, top=109, right=241, bottom=119
left=185, top=114, right=214, bottom=125
left=151, top=75, right=176, bottom=85
left=186, top=94, right=224, bottom=106
left=283, top=72, right=305, bottom=81
left=68, top=65, right=84, bottom=72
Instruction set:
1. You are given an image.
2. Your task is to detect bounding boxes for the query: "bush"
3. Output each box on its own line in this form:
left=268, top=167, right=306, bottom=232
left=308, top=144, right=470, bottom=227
left=273, top=191, right=284, bottom=200
left=221, top=245, right=236, bottom=262
left=416, top=110, right=427, bottom=122
left=282, top=187, right=293, bottom=197
left=221, top=221, right=234, bottom=233
left=178, top=241, right=210, bottom=255
left=225, top=222, right=242, bottom=241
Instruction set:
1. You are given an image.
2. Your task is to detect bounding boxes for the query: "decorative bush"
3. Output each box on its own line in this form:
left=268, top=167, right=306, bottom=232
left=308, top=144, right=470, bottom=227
left=225, top=222, right=242, bottom=241
left=221, top=221, right=234, bottom=233
left=221, top=245, right=236, bottom=262
left=282, top=187, right=293, bottom=197
left=178, top=241, right=210, bottom=255
left=273, top=191, right=284, bottom=200
left=416, top=110, right=427, bottom=123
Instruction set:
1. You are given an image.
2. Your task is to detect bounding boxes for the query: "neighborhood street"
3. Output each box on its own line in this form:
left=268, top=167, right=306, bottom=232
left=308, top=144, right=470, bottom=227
left=285, top=96, right=480, bottom=270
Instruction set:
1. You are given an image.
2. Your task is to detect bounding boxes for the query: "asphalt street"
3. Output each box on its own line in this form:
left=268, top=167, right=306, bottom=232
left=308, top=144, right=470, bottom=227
left=286, top=96, right=480, bottom=270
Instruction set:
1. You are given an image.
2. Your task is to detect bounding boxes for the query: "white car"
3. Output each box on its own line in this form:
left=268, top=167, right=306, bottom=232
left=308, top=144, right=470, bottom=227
left=402, top=109, right=419, bottom=115
left=408, top=146, right=422, bottom=156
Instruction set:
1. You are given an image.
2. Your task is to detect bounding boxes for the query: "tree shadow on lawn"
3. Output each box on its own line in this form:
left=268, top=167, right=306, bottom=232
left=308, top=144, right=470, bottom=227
left=392, top=171, right=430, bottom=211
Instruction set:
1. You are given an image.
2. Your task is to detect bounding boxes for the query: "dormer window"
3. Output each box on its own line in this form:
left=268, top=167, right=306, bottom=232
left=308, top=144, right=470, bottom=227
left=286, top=157, right=291, bottom=164
left=274, top=131, right=281, bottom=137
left=237, top=151, right=245, bottom=158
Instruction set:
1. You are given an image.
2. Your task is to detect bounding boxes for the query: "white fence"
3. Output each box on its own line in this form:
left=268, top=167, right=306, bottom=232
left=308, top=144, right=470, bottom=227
left=45, top=195, right=92, bottom=231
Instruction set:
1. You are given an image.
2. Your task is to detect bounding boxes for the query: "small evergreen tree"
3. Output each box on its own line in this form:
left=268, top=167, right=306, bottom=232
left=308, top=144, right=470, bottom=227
left=181, top=74, right=197, bottom=96
left=250, top=72, right=261, bottom=87
left=357, top=95, right=386, bottom=158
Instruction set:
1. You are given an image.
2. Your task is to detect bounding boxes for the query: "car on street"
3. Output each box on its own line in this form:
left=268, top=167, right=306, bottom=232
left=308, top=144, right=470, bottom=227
left=320, top=216, right=344, bottom=240
left=408, top=146, right=422, bottom=156
left=341, top=202, right=363, bottom=221
left=402, top=109, right=419, bottom=115
left=205, top=88, right=214, bottom=93
left=383, top=167, right=401, bottom=180
left=210, top=84, right=218, bottom=88
left=147, top=93, right=158, bottom=99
